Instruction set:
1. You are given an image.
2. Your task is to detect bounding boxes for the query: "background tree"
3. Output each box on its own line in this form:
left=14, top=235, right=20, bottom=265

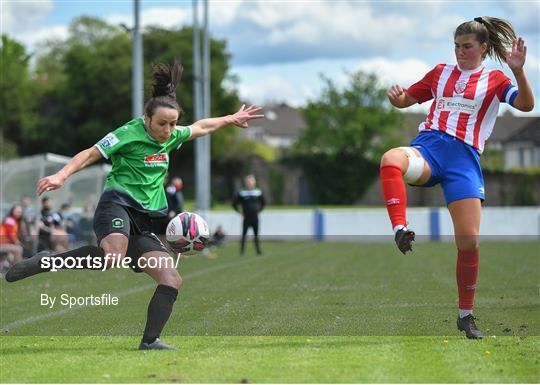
left=17, top=17, right=247, bottom=159
left=0, top=35, right=38, bottom=158
left=6, top=16, right=261, bottom=199
left=291, top=71, right=402, bottom=204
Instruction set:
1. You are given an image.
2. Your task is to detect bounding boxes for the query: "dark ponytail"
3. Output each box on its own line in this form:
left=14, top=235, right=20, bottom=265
left=144, top=60, right=184, bottom=118
left=454, top=17, right=516, bottom=63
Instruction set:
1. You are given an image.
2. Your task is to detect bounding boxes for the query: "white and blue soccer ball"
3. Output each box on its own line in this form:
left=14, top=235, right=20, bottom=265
left=166, top=212, right=210, bottom=253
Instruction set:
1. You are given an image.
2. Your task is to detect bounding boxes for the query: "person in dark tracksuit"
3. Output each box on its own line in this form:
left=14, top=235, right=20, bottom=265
left=233, top=175, right=265, bottom=255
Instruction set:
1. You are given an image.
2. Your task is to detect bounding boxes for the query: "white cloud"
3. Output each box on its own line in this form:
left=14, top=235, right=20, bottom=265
left=1, top=0, right=53, bottom=34
left=499, top=2, right=540, bottom=34
left=208, top=0, right=245, bottom=27
left=355, top=58, right=432, bottom=88
left=524, top=52, right=539, bottom=79
left=238, top=2, right=414, bottom=48
left=2, top=0, right=538, bottom=113
left=106, top=6, right=191, bottom=30
left=238, top=73, right=315, bottom=107
left=234, top=57, right=433, bottom=109
left=355, top=58, right=432, bottom=114
left=9, top=24, right=68, bottom=51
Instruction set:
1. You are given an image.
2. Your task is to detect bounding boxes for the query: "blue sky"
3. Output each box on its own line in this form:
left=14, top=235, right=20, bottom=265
left=3, top=0, right=539, bottom=115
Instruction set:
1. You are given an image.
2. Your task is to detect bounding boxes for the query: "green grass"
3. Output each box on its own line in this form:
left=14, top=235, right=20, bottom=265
left=1, top=241, right=539, bottom=383
left=2, top=336, right=538, bottom=383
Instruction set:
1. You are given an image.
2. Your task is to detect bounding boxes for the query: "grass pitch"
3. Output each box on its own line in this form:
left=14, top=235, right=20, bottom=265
left=1, top=241, right=539, bottom=383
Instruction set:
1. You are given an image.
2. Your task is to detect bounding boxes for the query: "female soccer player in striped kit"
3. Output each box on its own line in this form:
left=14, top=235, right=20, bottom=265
left=380, top=17, right=534, bottom=338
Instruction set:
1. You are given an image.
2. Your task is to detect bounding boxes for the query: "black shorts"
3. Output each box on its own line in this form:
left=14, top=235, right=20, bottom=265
left=93, top=199, right=169, bottom=273
left=152, top=215, right=170, bottom=236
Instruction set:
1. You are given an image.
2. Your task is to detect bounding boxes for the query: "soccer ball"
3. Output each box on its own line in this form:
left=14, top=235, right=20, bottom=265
left=166, top=212, right=210, bottom=253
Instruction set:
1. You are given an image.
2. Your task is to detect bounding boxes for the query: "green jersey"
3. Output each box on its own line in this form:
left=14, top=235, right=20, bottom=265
left=95, top=117, right=191, bottom=213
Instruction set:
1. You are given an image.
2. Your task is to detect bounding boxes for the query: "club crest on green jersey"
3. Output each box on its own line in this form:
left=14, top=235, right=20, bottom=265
left=144, top=153, right=169, bottom=168
left=112, top=218, right=124, bottom=229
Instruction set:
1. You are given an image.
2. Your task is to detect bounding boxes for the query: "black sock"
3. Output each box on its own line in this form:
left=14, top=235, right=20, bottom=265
left=142, top=284, right=178, bottom=344
left=41, top=245, right=106, bottom=271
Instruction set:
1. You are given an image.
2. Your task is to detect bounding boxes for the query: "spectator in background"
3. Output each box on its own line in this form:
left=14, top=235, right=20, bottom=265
left=78, top=203, right=96, bottom=245
left=37, top=197, right=69, bottom=252
left=19, top=196, right=37, bottom=257
left=50, top=214, right=70, bottom=252
left=0, top=204, right=25, bottom=268
left=37, top=197, right=55, bottom=251
left=233, top=174, right=265, bottom=255
left=59, top=203, right=79, bottom=243
left=153, top=176, right=185, bottom=242
left=166, top=177, right=184, bottom=216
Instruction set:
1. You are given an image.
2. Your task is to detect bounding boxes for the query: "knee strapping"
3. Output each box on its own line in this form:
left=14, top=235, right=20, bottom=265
left=398, top=147, right=425, bottom=183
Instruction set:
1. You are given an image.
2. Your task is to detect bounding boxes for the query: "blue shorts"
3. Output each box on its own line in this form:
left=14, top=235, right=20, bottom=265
left=410, top=130, right=485, bottom=204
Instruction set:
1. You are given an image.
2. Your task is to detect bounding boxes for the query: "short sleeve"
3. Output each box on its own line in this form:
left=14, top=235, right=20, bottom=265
left=95, top=125, right=131, bottom=159
left=406, top=65, right=440, bottom=104
left=172, top=126, right=193, bottom=150
left=495, top=71, right=519, bottom=106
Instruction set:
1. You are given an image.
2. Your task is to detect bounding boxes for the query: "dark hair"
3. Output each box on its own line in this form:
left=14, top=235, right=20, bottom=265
left=3, top=204, right=22, bottom=223
left=454, top=17, right=516, bottom=63
left=41, top=197, right=50, bottom=204
left=144, top=61, right=184, bottom=118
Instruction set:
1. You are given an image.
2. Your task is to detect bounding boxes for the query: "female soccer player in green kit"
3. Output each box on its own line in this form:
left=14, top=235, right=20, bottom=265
left=6, top=62, right=264, bottom=350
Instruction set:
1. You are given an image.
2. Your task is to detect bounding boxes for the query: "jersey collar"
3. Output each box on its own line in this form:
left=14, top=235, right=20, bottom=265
left=456, top=64, right=484, bottom=74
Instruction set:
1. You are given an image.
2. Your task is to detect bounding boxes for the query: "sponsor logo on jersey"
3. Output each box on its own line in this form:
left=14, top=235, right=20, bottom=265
left=98, top=133, right=119, bottom=149
left=437, top=99, right=445, bottom=110
left=454, top=80, right=467, bottom=94
left=435, top=97, right=479, bottom=114
left=479, top=187, right=485, bottom=196
left=144, top=153, right=169, bottom=167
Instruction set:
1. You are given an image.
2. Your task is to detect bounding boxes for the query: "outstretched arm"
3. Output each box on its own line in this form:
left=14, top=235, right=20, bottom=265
left=232, top=193, right=241, bottom=213
left=37, top=146, right=103, bottom=196
left=188, top=104, right=264, bottom=140
left=507, top=37, right=534, bottom=112
left=259, top=193, right=266, bottom=213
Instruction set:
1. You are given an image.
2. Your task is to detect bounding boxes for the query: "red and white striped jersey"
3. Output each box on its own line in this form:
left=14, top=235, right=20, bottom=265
left=406, top=64, right=519, bottom=153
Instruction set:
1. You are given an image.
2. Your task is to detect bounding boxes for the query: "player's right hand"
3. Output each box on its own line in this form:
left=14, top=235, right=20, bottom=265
left=387, top=84, right=405, bottom=102
left=37, top=173, right=65, bottom=196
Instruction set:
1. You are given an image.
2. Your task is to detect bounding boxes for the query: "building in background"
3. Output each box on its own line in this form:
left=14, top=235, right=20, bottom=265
left=502, top=117, right=540, bottom=170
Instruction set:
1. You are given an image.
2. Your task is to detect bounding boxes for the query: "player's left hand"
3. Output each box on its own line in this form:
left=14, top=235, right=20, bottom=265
left=506, top=37, right=526, bottom=72
left=37, top=173, right=66, bottom=196
left=230, top=104, right=264, bottom=129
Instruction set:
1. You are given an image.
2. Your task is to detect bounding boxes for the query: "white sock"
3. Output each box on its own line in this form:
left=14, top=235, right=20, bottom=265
left=459, top=309, right=472, bottom=319
left=393, top=225, right=407, bottom=234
